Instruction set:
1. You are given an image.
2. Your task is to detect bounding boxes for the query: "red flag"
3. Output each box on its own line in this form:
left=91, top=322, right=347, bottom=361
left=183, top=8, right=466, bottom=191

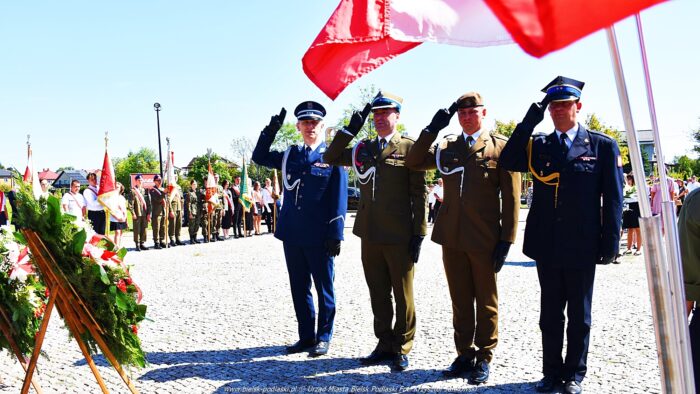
left=303, top=0, right=666, bottom=99
left=205, top=162, right=217, bottom=213
left=165, top=150, right=176, bottom=196
left=23, top=145, right=42, bottom=199
left=97, top=149, right=120, bottom=214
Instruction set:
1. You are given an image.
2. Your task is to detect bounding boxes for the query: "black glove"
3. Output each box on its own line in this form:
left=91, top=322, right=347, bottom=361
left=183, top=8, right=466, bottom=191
left=492, top=241, right=512, bottom=273
left=598, top=254, right=616, bottom=265
left=409, top=235, right=425, bottom=263
left=344, top=103, right=372, bottom=136
left=263, top=107, right=287, bottom=137
left=424, top=102, right=458, bottom=134
left=325, top=239, right=341, bottom=257
left=521, top=102, right=546, bottom=129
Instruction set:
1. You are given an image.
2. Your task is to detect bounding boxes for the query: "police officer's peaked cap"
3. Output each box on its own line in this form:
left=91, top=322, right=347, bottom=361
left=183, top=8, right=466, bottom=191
left=294, top=101, right=326, bottom=121
left=542, top=76, right=585, bottom=102
left=371, top=91, right=403, bottom=112
left=456, top=92, right=484, bottom=109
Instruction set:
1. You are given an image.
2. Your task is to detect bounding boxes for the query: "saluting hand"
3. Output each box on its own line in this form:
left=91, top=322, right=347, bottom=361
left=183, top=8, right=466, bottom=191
left=345, top=103, right=372, bottom=137
left=522, top=102, right=546, bottom=128
left=264, top=107, right=287, bottom=137
left=424, top=102, right=458, bottom=134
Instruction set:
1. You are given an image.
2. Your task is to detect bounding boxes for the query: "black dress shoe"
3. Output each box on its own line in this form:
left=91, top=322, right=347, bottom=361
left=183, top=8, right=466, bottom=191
left=285, top=338, right=316, bottom=354
left=360, top=349, right=394, bottom=365
left=563, top=380, right=582, bottom=394
left=392, top=353, right=409, bottom=371
left=160, top=242, right=167, bottom=248
left=203, top=238, right=209, bottom=243
left=176, top=239, right=185, bottom=245
left=217, top=236, right=224, bottom=241
left=310, top=341, right=330, bottom=357
left=154, top=244, right=162, bottom=249
left=536, top=376, right=561, bottom=393
left=169, top=240, right=176, bottom=247
left=469, top=360, right=489, bottom=384
left=140, top=244, right=148, bottom=250
left=134, top=245, right=141, bottom=251
left=442, top=355, right=476, bottom=378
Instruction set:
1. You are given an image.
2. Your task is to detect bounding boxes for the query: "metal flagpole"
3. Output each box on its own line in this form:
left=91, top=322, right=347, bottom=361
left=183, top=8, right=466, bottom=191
left=606, top=24, right=695, bottom=393
left=104, top=132, right=111, bottom=242
left=164, top=138, right=170, bottom=248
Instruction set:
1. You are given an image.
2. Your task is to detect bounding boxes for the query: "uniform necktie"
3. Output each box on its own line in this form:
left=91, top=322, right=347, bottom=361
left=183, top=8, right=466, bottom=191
left=380, top=138, right=387, bottom=150
left=304, top=146, right=311, bottom=161
left=560, top=133, right=569, bottom=156
left=466, top=136, right=474, bottom=148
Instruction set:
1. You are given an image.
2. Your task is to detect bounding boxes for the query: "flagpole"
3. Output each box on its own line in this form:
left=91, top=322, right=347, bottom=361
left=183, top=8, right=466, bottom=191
left=104, top=132, right=111, bottom=242
left=606, top=25, right=694, bottom=393
left=164, top=138, right=170, bottom=248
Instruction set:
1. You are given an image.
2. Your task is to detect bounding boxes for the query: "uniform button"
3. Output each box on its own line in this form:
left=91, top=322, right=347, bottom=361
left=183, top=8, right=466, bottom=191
left=301, top=182, right=304, bottom=187
left=302, top=171, right=306, bottom=175
left=297, top=206, right=301, bottom=210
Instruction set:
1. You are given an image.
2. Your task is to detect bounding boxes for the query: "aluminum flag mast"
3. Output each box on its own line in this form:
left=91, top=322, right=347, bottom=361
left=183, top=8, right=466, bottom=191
left=606, top=17, right=694, bottom=393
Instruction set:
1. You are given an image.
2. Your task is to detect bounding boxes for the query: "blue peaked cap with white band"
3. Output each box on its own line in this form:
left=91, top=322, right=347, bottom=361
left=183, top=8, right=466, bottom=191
left=371, top=91, right=403, bottom=112
left=295, top=101, right=326, bottom=121
left=542, top=76, right=585, bottom=102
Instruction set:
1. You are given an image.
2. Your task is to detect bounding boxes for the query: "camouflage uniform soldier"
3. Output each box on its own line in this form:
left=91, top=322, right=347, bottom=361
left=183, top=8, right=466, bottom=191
left=211, top=174, right=224, bottom=242
left=148, top=174, right=167, bottom=249
left=198, top=182, right=210, bottom=243
left=129, top=174, right=149, bottom=251
left=186, top=180, right=200, bottom=244
left=168, top=184, right=184, bottom=246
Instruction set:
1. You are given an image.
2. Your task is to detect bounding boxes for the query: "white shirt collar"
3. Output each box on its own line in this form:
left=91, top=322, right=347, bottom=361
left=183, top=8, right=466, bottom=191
left=463, top=129, right=482, bottom=144
left=304, top=139, right=322, bottom=152
left=377, top=131, right=396, bottom=146
left=555, top=124, right=579, bottom=144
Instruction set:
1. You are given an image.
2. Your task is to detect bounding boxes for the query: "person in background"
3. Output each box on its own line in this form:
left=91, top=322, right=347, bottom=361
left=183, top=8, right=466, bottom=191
left=433, top=178, right=444, bottom=221
left=622, top=174, right=643, bottom=256
left=427, top=184, right=435, bottom=224
left=680, top=188, right=700, bottom=391
left=187, top=180, right=200, bottom=244
left=262, top=178, right=275, bottom=233
left=677, top=178, right=688, bottom=216
left=61, top=179, right=87, bottom=223
left=0, top=189, right=7, bottom=226
left=40, top=179, right=51, bottom=199
left=252, top=181, right=264, bottom=235
left=221, top=179, right=234, bottom=239
left=109, top=182, right=128, bottom=248
left=687, top=175, right=699, bottom=192
left=84, top=172, right=105, bottom=234
left=231, top=176, right=244, bottom=238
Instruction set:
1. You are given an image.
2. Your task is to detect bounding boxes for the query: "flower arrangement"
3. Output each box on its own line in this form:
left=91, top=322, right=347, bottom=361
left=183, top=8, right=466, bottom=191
left=0, top=225, right=48, bottom=357
left=13, top=182, right=147, bottom=368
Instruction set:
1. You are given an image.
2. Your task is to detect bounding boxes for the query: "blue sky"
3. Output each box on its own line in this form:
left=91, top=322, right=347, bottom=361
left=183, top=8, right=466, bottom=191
left=1, top=0, right=697, bottom=171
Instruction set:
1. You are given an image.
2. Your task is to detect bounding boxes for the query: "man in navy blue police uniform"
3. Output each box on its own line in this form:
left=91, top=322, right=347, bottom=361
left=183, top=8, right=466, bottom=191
left=252, top=101, right=348, bottom=357
left=500, top=77, right=623, bottom=394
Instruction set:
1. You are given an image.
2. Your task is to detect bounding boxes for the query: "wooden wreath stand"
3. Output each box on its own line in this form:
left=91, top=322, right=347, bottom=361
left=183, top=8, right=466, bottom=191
left=20, top=229, right=139, bottom=394
left=0, top=306, right=44, bottom=393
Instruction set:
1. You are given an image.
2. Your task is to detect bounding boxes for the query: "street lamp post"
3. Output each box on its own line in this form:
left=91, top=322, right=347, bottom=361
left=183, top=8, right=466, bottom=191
left=154, top=102, right=163, bottom=177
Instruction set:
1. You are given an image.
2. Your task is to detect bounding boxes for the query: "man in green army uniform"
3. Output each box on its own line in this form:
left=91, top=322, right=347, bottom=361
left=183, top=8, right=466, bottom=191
left=129, top=174, right=149, bottom=251
left=198, top=177, right=210, bottom=243
left=186, top=180, right=200, bottom=244
left=148, top=174, right=167, bottom=249
left=168, top=183, right=185, bottom=246
left=323, top=92, right=427, bottom=371
left=211, top=174, right=224, bottom=242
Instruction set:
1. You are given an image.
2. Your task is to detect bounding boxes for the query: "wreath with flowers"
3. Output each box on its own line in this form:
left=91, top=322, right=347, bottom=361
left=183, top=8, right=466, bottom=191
left=13, top=182, right=148, bottom=368
left=0, top=225, right=48, bottom=357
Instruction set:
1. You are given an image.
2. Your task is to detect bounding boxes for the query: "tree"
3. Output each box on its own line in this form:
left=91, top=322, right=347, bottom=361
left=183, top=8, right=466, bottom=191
left=187, top=153, right=233, bottom=185
left=230, top=136, right=255, bottom=164
left=56, top=166, right=75, bottom=172
left=113, top=148, right=159, bottom=189
left=692, top=118, right=700, bottom=155
left=494, top=120, right=517, bottom=137
left=271, top=123, right=303, bottom=151
left=0, top=162, right=4, bottom=169
left=585, top=113, right=631, bottom=168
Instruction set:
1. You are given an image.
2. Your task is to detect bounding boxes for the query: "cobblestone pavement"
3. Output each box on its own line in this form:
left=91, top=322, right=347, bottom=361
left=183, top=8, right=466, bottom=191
left=0, top=209, right=661, bottom=393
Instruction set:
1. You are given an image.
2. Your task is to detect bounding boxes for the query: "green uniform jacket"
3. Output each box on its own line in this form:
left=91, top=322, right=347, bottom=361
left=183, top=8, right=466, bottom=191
left=129, top=186, right=149, bottom=217
left=681, top=188, right=700, bottom=301
left=323, top=131, right=427, bottom=244
left=187, top=190, right=198, bottom=218
left=405, top=131, right=521, bottom=253
left=148, top=187, right=166, bottom=216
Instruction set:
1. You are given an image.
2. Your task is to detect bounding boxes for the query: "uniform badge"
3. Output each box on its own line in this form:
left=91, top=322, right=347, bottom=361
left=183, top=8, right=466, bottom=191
left=319, top=147, right=326, bottom=154
left=546, top=162, right=550, bottom=167
left=443, top=166, right=449, bottom=172
left=584, top=138, right=590, bottom=144
left=287, top=174, right=291, bottom=180
left=617, top=155, right=623, bottom=167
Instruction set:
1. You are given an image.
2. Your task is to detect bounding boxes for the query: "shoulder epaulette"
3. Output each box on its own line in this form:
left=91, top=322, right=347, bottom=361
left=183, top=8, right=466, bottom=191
left=400, top=134, right=415, bottom=142
left=588, top=130, right=615, bottom=142
left=490, top=132, right=509, bottom=141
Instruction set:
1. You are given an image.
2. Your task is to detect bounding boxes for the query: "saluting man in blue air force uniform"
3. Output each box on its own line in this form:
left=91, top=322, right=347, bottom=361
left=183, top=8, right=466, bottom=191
left=500, top=77, right=623, bottom=394
left=252, top=101, right=348, bottom=357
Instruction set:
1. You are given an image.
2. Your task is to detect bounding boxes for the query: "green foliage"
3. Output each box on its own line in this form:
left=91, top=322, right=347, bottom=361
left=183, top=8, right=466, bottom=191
left=585, top=113, right=630, bottom=168
left=692, top=118, right=700, bottom=156
left=271, top=123, right=303, bottom=151
left=56, top=166, right=75, bottom=172
left=674, top=155, right=699, bottom=180
left=187, top=153, right=233, bottom=184
left=114, top=148, right=160, bottom=189
left=13, top=182, right=147, bottom=368
left=494, top=119, right=517, bottom=137
left=333, top=85, right=408, bottom=144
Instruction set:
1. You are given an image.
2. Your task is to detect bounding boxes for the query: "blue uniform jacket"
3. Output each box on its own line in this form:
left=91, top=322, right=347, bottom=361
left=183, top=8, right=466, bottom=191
left=252, top=132, right=348, bottom=247
left=500, top=122, right=624, bottom=268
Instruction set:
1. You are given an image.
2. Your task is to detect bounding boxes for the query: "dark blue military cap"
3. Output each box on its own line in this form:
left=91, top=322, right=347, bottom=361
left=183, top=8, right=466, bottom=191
left=153, top=174, right=162, bottom=181
left=295, top=101, right=326, bottom=121
left=542, top=76, right=585, bottom=102
left=134, top=174, right=143, bottom=180
left=371, top=91, right=403, bottom=112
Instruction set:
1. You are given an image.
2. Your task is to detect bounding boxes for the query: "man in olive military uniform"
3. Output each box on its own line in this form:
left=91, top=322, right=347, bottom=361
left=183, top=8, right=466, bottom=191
left=198, top=177, right=210, bottom=243
left=186, top=180, right=200, bottom=244
left=211, top=174, right=224, bottom=242
left=405, top=92, right=521, bottom=384
left=129, top=174, right=150, bottom=251
left=168, top=183, right=184, bottom=246
left=500, top=77, right=623, bottom=394
left=323, top=92, right=427, bottom=371
left=148, top=174, right=167, bottom=249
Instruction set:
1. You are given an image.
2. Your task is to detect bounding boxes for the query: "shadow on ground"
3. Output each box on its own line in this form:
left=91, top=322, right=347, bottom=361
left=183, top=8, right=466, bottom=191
left=504, top=260, right=536, bottom=268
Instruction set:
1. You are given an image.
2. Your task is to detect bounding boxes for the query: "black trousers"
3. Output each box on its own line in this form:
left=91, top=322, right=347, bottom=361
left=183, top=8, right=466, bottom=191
left=265, top=203, right=275, bottom=232
left=427, top=203, right=434, bottom=223
left=536, top=262, right=596, bottom=383
left=233, top=203, right=243, bottom=236
left=433, top=201, right=442, bottom=222
left=87, top=210, right=106, bottom=235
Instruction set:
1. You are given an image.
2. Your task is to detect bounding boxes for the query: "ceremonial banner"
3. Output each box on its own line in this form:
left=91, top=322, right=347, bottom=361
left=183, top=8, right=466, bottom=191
left=97, top=149, right=120, bottom=214
left=238, top=161, right=253, bottom=212
left=22, top=145, right=42, bottom=200
left=205, top=162, right=218, bottom=213
left=165, top=150, right=176, bottom=201
left=271, top=169, right=281, bottom=200
left=303, top=0, right=666, bottom=99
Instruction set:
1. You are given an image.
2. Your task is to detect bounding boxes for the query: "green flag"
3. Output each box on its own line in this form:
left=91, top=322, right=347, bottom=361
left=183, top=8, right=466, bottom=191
left=239, top=160, right=253, bottom=212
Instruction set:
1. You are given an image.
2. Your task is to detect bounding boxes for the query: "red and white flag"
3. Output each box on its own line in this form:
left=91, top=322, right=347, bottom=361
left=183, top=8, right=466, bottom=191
left=205, top=162, right=218, bottom=213
left=23, top=145, right=42, bottom=199
left=97, top=149, right=120, bottom=214
left=303, top=0, right=666, bottom=99
left=165, top=150, right=176, bottom=198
